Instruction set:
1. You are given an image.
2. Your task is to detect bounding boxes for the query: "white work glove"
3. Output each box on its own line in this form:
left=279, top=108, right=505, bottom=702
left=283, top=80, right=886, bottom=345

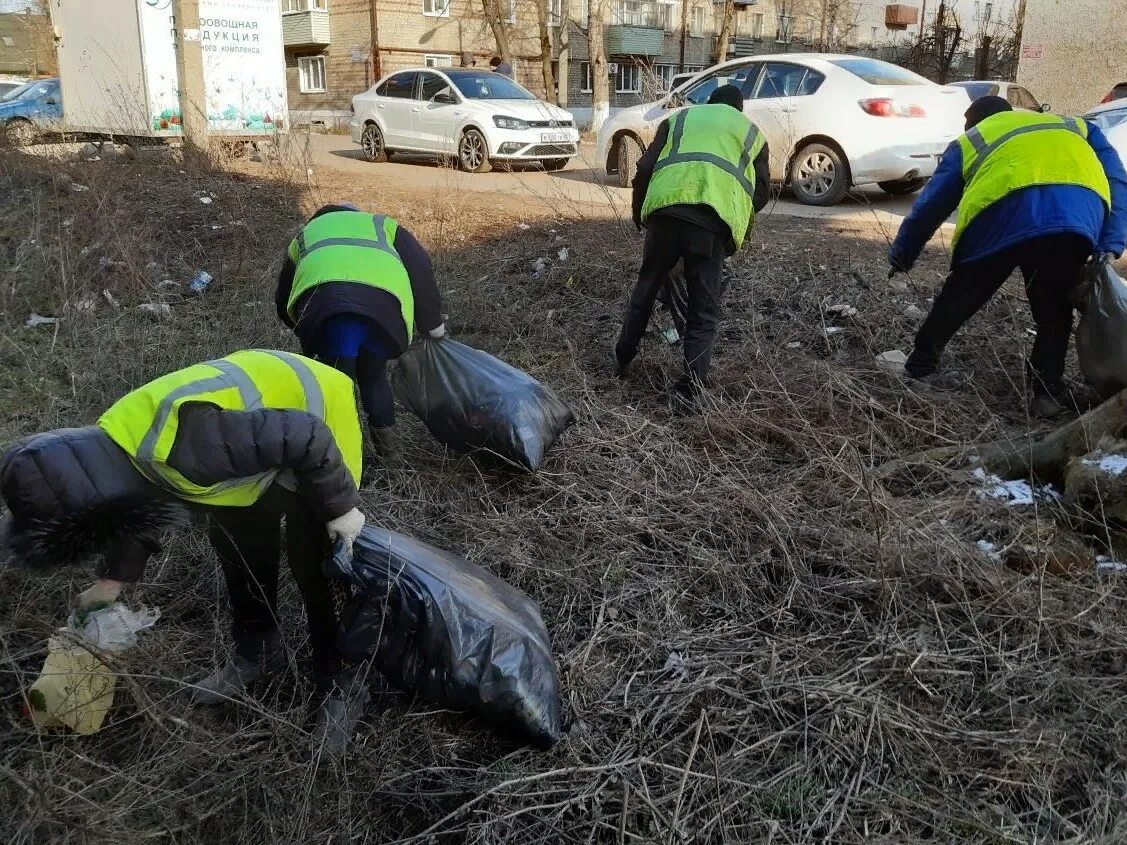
left=428, top=323, right=446, bottom=339
left=326, top=508, right=365, bottom=554
left=75, top=579, right=123, bottom=612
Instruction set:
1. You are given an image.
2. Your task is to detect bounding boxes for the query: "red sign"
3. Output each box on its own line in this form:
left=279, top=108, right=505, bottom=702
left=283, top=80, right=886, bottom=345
left=1022, top=43, right=1045, bottom=59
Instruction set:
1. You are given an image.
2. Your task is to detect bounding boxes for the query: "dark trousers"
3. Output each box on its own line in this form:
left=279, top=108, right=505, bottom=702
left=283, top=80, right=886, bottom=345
left=208, top=486, right=342, bottom=688
left=907, top=233, right=1092, bottom=395
left=616, top=215, right=728, bottom=384
left=315, top=350, right=395, bottom=430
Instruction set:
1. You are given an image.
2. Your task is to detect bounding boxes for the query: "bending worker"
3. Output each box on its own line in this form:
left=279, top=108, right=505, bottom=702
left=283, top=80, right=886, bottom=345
left=1, top=350, right=368, bottom=757
left=615, top=84, right=769, bottom=409
left=276, top=204, right=445, bottom=457
left=889, top=95, right=1127, bottom=417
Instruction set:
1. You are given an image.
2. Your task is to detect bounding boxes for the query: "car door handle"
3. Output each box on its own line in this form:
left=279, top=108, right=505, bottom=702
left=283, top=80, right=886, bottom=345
left=411, top=107, right=420, bottom=112
left=780, top=105, right=797, bottom=113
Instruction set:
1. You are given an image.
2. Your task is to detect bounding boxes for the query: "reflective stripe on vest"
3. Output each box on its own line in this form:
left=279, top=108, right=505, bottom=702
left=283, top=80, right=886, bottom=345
left=654, top=108, right=761, bottom=198
left=286, top=211, right=415, bottom=340
left=953, top=112, right=1112, bottom=252
left=641, top=104, right=765, bottom=250
left=99, top=350, right=362, bottom=505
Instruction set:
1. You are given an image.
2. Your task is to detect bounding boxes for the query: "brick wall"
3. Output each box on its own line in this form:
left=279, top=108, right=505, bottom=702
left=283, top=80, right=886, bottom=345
left=286, top=0, right=376, bottom=114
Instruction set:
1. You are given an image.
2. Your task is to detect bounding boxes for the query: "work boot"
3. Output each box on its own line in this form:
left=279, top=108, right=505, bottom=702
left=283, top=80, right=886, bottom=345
left=902, top=369, right=965, bottom=393
left=1029, top=392, right=1065, bottom=420
left=370, top=425, right=399, bottom=461
left=611, top=343, right=632, bottom=378
left=670, top=375, right=706, bottom=416
left=312, top=675, right=371, bottom=760
left=188, top=630, right=282, bottom=706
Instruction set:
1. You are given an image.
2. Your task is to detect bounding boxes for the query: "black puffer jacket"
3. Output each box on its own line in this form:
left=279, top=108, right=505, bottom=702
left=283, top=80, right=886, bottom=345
left=2, top=403, right=360, bottom=579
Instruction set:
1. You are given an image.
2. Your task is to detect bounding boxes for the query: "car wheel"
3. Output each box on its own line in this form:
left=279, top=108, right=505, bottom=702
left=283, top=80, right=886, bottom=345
left=458, top=129, right=491, bottom=173
left=541, top=158, right=568, bottom=172
left=878, top=177, right=927, bottom=196
left=5, top=118, right=36, bottom=147
left=790, top=142, right=849, bottom=206
left=360, top=123, right=387, bottom=163
left=616, top=136, right=641, bottom=188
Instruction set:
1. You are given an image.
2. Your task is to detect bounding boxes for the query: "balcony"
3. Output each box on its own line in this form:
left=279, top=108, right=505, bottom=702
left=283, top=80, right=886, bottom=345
left=729, top=37, right=766, bottom=58
left=282, top=9, right=330, bottom=47
left=606, top=24, right=665, bottom=57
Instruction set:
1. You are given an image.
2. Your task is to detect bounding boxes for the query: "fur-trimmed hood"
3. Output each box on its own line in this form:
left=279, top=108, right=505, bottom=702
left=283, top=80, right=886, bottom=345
left=1, top=427, right=185, bottom=570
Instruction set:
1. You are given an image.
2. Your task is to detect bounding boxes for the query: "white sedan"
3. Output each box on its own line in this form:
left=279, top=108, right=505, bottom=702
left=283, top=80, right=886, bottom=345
left=1083, top=99, right=1127, bottom=168
left=350, top=68, right=578, bottom=173
left=597, top=54, right=970, bottom=205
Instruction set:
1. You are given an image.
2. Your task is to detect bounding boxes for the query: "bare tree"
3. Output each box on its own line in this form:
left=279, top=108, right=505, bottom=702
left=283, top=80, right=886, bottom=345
left=481, top=0, right=513, bottom=65
left=536, top=0, right=558, bottom=102
left=589, top=0, right=610, bottom=130
left=903, top=1, right=964, bottom=83
left=713, top=0, right=735, bottom=66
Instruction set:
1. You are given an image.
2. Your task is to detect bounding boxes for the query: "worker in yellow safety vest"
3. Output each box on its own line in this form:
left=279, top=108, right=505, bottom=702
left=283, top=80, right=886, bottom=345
left=889, top=95, right=1127, bottom=417
left=615, top=84, right=770, bottom=411
left=1, top=350, right=369, bottom=757
left=276, top=204, right=445, bottom=460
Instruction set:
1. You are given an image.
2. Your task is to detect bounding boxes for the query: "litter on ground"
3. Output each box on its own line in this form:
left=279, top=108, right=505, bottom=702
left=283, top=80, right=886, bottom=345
left=972, top=467, right=1060, bottom=505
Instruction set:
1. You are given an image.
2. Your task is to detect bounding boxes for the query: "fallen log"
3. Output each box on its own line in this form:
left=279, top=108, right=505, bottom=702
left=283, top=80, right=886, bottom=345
left=878, top=389, right=1127, bottom=486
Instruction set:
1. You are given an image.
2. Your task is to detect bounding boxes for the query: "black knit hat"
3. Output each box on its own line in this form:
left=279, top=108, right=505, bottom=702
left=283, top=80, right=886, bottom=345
left=965, top=94, right=1012, bottom=129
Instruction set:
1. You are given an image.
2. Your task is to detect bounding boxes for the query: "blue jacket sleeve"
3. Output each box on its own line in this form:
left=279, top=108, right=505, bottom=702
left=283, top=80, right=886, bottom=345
left=889, top=141, right=964, bottom=270
left=1086, top=122, right=1127, bottom=256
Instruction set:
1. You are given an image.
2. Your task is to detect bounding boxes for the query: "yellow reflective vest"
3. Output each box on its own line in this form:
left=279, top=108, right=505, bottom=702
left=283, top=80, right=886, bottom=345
left=98, top=350, right=362, bottom=506
left=286, top=211, right=415, bottom=340
left=954, top=111, right=1111, bottom=251
left=641, top=104, right=765, bottom=250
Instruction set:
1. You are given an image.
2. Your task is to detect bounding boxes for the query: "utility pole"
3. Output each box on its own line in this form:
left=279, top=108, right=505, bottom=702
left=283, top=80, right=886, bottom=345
left=369, top=0, right=382, bottom=82
left=1014, top=0, right=1027, bottom=53
left=917, top=0, right=927, bottom=47
left=173, top=0, right=208, bottom=149
left=678, top=0, right=688, bottom=72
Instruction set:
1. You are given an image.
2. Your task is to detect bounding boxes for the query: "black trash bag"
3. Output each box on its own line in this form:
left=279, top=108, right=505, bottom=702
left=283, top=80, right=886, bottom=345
left=327, top=526, right=563, bottom=748
left=393, top=338, right=574, bottom=472
left=1075, top=256, right=1127, bottom=398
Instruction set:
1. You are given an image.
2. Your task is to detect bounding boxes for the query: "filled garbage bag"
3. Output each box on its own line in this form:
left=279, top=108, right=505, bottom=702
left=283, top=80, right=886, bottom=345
left=393, top=338, right=574, bottom=472
left=327, top=526, right=562, bottom=747
left=1075, top=256, right=1127, bottom=397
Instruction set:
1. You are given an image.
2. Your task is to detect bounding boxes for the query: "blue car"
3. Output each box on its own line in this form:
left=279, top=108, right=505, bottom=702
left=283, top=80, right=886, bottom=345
left=1, top=78, right=62, bottom=145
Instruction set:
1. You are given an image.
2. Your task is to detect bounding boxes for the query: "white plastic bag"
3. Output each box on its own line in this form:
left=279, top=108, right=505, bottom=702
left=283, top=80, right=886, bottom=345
left=68, top=603, right=161, bottom=652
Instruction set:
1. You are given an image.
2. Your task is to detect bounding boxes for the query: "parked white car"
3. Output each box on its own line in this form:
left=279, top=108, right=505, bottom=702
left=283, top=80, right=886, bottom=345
left=1083, top=100, right=1127, bottom=167
left=350, top=68, right=578, bottom=173
left=950, top=80, right=1049, bottom=112
left=597, top=54, right=970, bottom=205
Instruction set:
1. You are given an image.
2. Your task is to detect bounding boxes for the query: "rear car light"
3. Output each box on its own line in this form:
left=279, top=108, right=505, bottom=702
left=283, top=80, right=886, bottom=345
left=859, top=98, right=927, bottom=118
left=1102, top=92, right=1114, bottom=104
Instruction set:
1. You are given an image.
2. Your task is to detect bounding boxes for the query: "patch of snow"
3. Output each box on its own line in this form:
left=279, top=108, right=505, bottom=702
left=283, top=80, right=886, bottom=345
left=1082, top=454, right=1127, bottom=476
left=976, top=540, right=1001, bottom=561
left=557, top=247, right=569, bottom=262
left=972, top=467, right=1059, bottom=506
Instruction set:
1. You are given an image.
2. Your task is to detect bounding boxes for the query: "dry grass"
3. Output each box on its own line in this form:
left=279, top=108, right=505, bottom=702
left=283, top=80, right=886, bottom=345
left=2, top=143, right=1127, bottom=844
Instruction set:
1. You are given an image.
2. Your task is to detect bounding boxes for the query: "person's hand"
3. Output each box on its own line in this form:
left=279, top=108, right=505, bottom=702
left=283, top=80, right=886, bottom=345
left=327, top=508, right=365, bottom=554
left=428, top=323, right=446, bottom=339
left=1095, top=251, right=1118, bottom=264
left=888, top=254, right=913, bottom=277
left=75, top=579, right=123, bottom=611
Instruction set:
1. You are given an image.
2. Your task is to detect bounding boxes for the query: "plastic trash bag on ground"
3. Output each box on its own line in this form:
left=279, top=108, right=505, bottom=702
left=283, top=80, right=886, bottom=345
left=1075, top=256, right=1127, bottom=397
left=27, top=603, right=160, bottom=735
left=393, top=338, right=574, bottom=472
left=327, top=527, right=562, bottom=747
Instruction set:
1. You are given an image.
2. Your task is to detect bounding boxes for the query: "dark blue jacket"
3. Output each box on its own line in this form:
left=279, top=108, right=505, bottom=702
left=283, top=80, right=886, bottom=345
left=889, top=121, right=1127, bottom=270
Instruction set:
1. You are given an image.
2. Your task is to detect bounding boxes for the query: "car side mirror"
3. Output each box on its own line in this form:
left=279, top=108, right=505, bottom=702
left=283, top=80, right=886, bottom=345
left=666, top=93, right=684, bottom=109
left=43, top=97, right=57, bottom=105
left=1041, top=102, right=1051, bottom=113
left=434, top=91, right=456, bottom=105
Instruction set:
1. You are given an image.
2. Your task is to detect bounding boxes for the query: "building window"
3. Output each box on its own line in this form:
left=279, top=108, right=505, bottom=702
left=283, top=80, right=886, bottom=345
left=776, top=14, right=792, bottom=43
left=298, top=56, right=326, bottom=93
left=616, top=63, right=641, bottom=93
left=803, top=17, right=815, bottom=43
left=580, top=61, right=592, bottom=93
left=549, top=0, right=562, bottom=25
left=654, top=63, right=675, bottom=90
left=658, top=0, right=677, bottom=30
left=423, top=0, right=450, bottom=17
left=506, top=0, right=517, bottom=23
left=282, top=0, right=325, bottom=10
left=751, top=12, right=763, bottom=39
left=424, top=54, right=454, bottom=68
left=690, top=5, right=704, bottom=36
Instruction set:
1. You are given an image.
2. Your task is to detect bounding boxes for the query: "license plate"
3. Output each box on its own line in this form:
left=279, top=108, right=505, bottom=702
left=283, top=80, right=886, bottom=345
left=541, top=132, right=569, bottom=143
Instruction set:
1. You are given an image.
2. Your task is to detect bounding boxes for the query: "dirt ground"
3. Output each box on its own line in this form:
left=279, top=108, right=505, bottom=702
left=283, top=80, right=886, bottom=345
left=2, top=145, right=1127, bottom=844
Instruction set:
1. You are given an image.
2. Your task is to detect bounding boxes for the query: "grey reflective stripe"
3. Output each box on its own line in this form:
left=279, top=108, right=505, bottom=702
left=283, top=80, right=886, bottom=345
left=653, top=109, right=758, bottom=197
left=297, top=231, right=307, bottom=256
left=965, top=126, right=989, bottom=156
left=297, top=216, right=392, bottom=259
left=136, top=359, right=264, bottom=462
left=965, top=118, right=1086, bottom=182
left=257, top=349, right=325, bottom=418
left=372, top=214, right=389, bottom=248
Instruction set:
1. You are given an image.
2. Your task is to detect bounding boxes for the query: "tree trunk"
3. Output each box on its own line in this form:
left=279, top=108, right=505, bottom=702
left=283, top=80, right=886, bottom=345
left=482, top=0, right=513, bottom=65
left=678, top=0, right=688, bottom=72
left=713, top=0, right=735, bottom=65
left=878, top=389, right=1127, bottom=488
left=536, top=0, right=558, bottom=102
left=589, top=0, right=609, bottom=130
left=557, top=0, right=570, bottom=106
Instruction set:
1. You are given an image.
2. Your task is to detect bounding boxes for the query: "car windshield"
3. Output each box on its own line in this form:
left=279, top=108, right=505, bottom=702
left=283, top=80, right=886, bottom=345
left=1, top=81, right=35, bottom=102
left=955, top=82, right=999, bottom=99
left=1086, top=104, right=1127, bottom=132
left=446, top=71, right=536, bottom=100
left=1, top=79, right=55, bottom=102
left=830, top=58, right=930, bottom=86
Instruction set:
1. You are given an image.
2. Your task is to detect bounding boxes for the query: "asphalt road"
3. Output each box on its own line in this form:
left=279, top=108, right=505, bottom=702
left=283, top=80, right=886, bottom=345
left=301, top=132, right=923, bottom=230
